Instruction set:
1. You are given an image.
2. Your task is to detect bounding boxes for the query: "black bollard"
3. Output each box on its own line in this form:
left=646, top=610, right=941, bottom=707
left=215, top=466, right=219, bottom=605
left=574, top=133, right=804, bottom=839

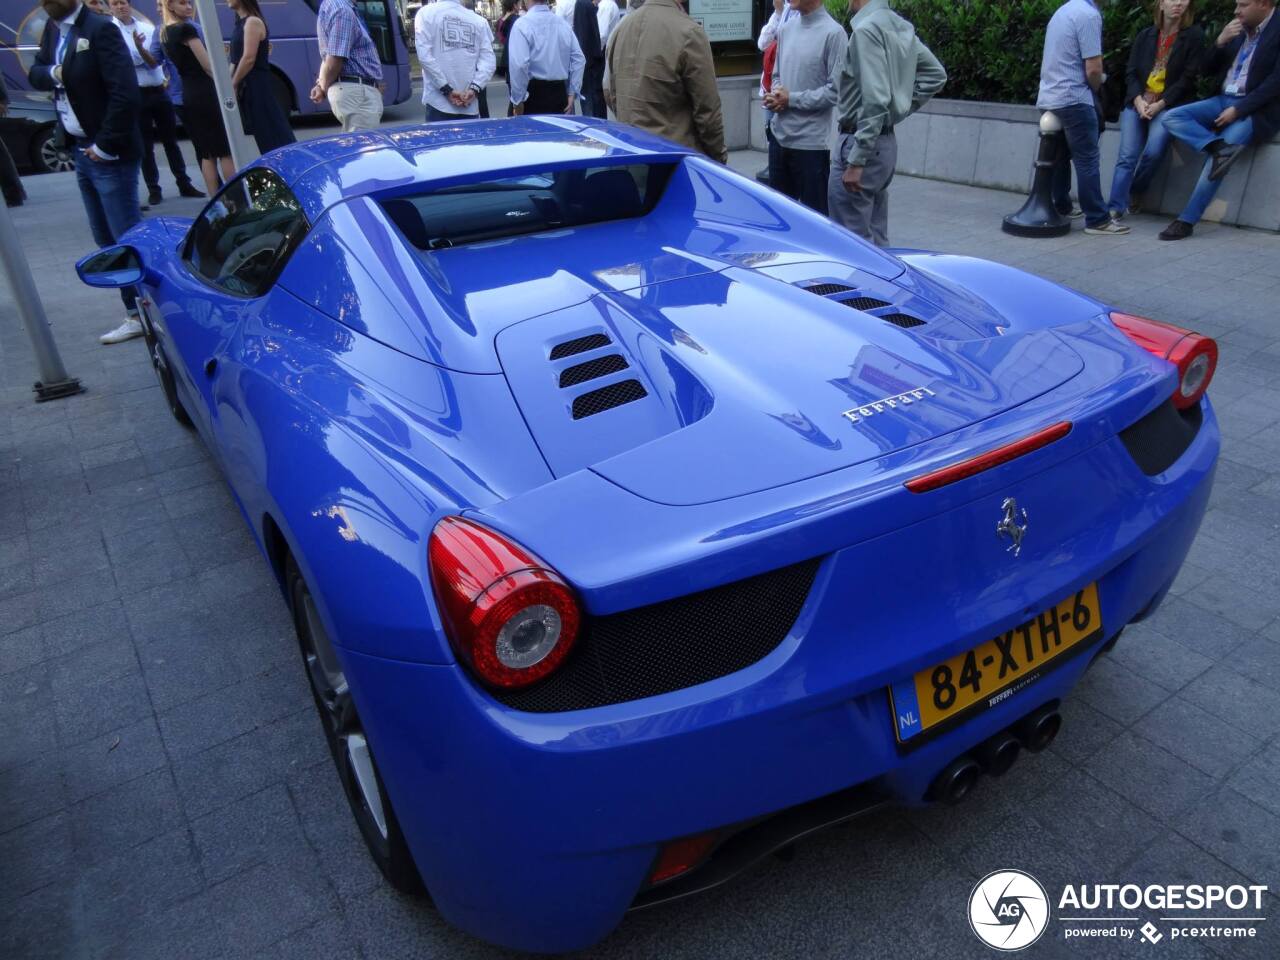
left=1002, top=112, right=1072, bottom=237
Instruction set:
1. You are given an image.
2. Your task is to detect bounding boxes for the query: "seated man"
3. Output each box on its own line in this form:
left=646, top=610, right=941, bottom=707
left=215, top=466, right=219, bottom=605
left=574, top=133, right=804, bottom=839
left=1131, top=0, right=1280, bottom=240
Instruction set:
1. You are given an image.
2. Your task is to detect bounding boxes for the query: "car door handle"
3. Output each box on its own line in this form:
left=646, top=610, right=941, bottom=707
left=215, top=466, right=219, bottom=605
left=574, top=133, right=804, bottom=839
left=204, top=357, right=218, bottom=377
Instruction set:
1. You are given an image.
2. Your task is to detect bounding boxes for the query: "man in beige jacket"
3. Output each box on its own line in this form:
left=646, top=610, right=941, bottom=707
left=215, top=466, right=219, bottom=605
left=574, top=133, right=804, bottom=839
left=604, top=0, right=728, bottom=163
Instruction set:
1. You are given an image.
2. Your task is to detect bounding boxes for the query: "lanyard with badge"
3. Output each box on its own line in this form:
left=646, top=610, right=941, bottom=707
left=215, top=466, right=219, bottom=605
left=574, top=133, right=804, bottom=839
left=1226, top=31, right=1261, bottom=94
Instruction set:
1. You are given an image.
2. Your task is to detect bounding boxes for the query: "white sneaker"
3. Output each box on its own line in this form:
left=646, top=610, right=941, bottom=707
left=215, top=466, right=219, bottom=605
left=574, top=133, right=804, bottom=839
left=99, top=316, right=144, bottom=344
left=1084, top=220, right=1131, bottom=236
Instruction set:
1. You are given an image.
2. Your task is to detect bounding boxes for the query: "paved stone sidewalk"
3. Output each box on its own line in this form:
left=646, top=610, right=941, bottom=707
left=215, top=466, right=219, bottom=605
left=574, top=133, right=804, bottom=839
left=1, top=146, right=1278, bottom=960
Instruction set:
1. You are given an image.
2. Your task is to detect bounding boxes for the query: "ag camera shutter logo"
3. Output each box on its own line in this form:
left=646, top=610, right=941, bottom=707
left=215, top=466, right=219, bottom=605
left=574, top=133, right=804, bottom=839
left=969, top=869, right=1050, bottom=951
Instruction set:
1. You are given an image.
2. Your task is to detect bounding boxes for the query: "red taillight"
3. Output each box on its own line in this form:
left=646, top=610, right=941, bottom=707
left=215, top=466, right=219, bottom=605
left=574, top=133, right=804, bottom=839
left=1111, top=312, right=1218, bottom=410
left=905, top=421, right=1072, bottom=493
left=648, top=833, right=719, bottom=886
left=428, top=517, right=581, bottom=690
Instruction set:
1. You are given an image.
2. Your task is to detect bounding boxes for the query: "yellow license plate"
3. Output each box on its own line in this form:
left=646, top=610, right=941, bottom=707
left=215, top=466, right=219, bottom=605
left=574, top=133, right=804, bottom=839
left=889, top=583, right=1102, bottom=745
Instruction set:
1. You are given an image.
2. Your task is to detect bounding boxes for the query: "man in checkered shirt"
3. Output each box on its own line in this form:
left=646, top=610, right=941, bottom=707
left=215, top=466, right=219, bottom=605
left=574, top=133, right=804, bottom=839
left=311, top=0, right=385, bottom=131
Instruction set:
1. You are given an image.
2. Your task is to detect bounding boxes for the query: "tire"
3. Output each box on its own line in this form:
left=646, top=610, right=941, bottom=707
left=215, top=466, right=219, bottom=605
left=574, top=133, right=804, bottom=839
left=32, top=125, right=73, bottom=174
left=286, top=556, right=423, bottom=894
left=139, top=313, right=193, bottom=428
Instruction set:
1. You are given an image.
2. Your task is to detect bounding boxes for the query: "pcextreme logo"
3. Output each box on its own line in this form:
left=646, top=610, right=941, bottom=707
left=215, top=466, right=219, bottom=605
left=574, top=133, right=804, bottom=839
left=968, top=870, right=1271, bottom=950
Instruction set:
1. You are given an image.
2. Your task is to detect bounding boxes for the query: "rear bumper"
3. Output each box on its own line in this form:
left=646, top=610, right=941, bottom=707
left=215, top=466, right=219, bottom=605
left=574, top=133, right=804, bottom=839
left=338, top=400, right=1218, bottom=953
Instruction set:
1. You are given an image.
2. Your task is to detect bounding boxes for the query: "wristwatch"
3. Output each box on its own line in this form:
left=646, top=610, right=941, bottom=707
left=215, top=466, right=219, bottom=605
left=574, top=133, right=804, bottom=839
left=440, top=84, right=454, bottom=96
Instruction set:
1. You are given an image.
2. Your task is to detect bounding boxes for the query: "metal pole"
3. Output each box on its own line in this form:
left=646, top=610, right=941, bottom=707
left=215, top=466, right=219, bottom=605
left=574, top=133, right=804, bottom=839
left=0, top=196, right=83, bottom=401
left=192, top=0, right=259, bottom=172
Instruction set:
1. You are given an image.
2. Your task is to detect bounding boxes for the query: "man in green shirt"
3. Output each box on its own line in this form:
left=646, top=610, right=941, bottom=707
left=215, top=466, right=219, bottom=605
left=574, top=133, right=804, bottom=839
left=828, top=0, right=946, bottom=246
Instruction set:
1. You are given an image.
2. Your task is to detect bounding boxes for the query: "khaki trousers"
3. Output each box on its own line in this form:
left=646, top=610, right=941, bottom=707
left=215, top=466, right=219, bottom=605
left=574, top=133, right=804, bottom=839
left=327, top=82, right=383, bottom=132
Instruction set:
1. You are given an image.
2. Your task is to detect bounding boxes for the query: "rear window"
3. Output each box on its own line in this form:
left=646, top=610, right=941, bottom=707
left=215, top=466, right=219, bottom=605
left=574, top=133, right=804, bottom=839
left=378, top=163, right=675, bottom=250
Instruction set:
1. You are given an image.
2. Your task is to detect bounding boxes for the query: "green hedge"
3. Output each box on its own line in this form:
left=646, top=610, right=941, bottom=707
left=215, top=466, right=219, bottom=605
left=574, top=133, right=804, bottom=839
left=820, top=0, right=1237, bottom=116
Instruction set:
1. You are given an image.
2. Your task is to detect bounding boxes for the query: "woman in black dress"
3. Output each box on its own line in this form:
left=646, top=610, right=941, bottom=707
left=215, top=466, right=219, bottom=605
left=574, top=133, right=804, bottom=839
left=161, top=0, right=234, bottom=196
left=229, top=0, right=297, bottom=154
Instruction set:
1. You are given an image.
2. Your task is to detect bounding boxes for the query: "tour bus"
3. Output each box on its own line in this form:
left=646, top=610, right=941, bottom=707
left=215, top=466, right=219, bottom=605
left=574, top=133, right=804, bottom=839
left=0, top=0, right=411, bottom=117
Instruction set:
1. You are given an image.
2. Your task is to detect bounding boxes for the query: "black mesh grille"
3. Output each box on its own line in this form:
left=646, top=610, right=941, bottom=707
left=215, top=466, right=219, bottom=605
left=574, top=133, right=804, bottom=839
left=880, top=313, right=926, bottom=328
left=550, top=333, right=611, bottom=360
left=559, top=354, right=629, bottom=388
left=572, top=379, right=647, bottom=419
left=838, top=296, right=892, bottom=312
left=492, top=558, right=824, bottom=712
left=1119, top=398, right=1203, bottom=476
left=803, top=282, right=857, bottom=296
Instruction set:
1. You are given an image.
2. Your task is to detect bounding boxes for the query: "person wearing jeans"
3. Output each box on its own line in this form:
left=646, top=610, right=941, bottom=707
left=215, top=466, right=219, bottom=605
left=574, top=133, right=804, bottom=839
left=30, top=0, right=147, bottom=344
left=1131, top=0, right=1280, bottom=240
left=1106, top=0, right=1203, bottom=220
left=1037, top=0, right=1129, bottom=234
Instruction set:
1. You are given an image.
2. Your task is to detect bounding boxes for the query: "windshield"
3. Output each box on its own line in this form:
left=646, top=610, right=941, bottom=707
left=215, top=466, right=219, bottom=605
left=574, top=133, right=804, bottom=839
left=378, top=163, right=675, bottom=250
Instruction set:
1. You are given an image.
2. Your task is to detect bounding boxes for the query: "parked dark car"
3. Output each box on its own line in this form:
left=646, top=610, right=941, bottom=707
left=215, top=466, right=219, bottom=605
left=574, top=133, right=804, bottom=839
left=0, top=104, right=71, bottom=174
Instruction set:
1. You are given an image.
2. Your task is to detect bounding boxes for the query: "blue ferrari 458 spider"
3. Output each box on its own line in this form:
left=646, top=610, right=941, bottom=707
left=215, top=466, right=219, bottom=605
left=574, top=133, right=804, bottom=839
left=77, top=118, right=1219, bottom=952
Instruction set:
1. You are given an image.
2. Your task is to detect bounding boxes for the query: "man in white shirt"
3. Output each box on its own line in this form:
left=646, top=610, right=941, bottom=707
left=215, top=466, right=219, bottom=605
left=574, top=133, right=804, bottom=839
left=415, top=0, right=496, bottom=120
left=108, top=0, right=200, bottom=205
left=597, top=0, right=620, bottom=51
left=508, top=0, right=584, bottom=115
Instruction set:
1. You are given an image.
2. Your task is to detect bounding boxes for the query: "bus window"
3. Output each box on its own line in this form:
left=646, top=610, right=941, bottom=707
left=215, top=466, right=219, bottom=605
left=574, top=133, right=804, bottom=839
left=354, top=0, right=395, bottom=66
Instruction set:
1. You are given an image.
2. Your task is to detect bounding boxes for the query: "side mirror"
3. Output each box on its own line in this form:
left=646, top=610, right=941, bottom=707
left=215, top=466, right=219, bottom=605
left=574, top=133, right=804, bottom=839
left=76, top=245, right=144, bottom=288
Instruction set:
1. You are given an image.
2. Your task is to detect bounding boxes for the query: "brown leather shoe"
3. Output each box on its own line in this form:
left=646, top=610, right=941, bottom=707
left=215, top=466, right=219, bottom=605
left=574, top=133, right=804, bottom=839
left=1159, top=220, right=1194, bottom=241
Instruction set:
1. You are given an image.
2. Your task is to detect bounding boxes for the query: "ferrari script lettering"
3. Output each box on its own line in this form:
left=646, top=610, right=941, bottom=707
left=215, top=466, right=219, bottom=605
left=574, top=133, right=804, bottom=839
left=841, top=386, right=936, bottom=424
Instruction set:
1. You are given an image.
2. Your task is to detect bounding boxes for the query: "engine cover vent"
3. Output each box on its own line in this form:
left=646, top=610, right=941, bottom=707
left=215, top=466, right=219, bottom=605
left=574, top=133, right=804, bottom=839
left=550, top=332, right=611, bottom=360
left=802, top=282, right=857, bottom=297
left=572, top=379, right=648, bottom=419
left=881, top=312, right=927, bottom=329
left=837, top=296, right=891, bottom=312
left=559, top=354, right=629, bottom=388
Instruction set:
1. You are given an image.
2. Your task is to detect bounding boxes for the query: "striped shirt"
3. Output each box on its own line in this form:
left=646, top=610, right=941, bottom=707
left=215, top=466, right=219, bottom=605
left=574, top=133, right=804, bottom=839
left=317, top=0, right=383, bottom=82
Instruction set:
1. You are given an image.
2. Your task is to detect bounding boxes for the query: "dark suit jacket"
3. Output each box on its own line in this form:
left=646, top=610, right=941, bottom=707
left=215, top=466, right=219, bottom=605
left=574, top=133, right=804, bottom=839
left=1203, top=13, right=1280, bottom=144
left=28, top=6, right=141, bottom=160
left=573, top=0, right=603, bottom=78
left=1124, top=24, right=1204, bottom=109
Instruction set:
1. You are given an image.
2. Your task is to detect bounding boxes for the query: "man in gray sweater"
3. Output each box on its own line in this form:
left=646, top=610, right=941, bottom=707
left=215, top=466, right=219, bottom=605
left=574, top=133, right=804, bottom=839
left=764, top=0, right=846, bottom=213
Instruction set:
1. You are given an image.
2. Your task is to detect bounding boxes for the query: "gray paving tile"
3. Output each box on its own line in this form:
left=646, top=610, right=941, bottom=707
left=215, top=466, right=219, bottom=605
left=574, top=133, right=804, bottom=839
left=0, top=811, right=74, bottom=905
left=173, top=709, right=328, bottom=820
left=1072, top=657, right=1170, bottom=727
left=0, top=662, right=57, bottom=774
left=157, top=662, right=310, bottom=760
left=1178, top=788, right=1280, bottom=888
left=0, top=625, right=46, bottom=676
left=1085, top=732, right=1217, bottom=823
left=1183, top=575, right=1280, bottom=633
left=289, top=760, right=385, bottom=903
left=1141, top=596, right=1256, bottom=662
left=69, top=768, right=186, bottom=867
left=103, top=520, right=194, bottom=596
left=1227, top=636, right=1280, bottom=693
left=1106, top=623, right=1215, bottom=692
left=1131, top=697, right=1262, bottom=779
left=0, top=878, right=79, bottom=960
left=137, top=632, right=247, bottom=713
left=0, top=755, right=66, bottom=836
left=1226, top=740, right=1280, bottom=820
left=122, top=577, right=217, bottom=646
left=191, top=783, right=314, bottom=885
left=55, top=670, right=154, bottom=748
left=1048, top=694, right=1126, bottom=765
left=1180, top=663, right=1280, bottom=737
left=60, top=717, right=168, bottom=805
left=78, top=827, right=206, bottom=954
left=40, top=600, right=132, bottom=660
